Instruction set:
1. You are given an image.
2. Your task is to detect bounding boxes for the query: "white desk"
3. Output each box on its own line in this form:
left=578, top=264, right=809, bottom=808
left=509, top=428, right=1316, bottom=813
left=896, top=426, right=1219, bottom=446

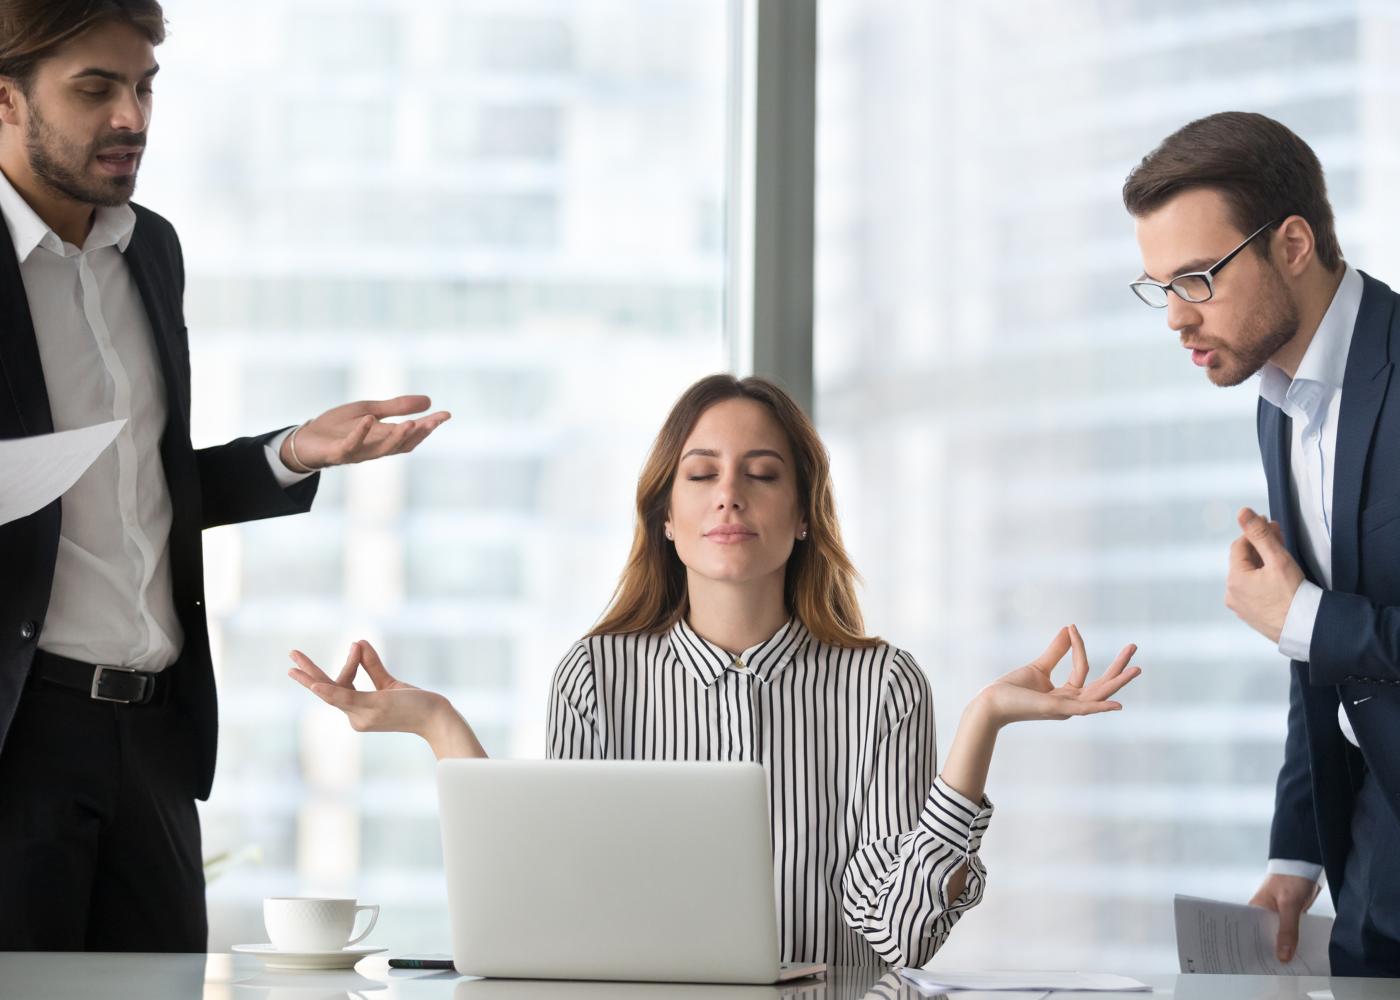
left=0, top=953, right=1396, bottom=1000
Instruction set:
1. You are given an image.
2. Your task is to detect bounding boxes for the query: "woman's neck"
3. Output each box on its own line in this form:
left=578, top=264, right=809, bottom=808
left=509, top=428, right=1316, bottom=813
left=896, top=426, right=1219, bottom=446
left=684, top=569, right=789, bottom=655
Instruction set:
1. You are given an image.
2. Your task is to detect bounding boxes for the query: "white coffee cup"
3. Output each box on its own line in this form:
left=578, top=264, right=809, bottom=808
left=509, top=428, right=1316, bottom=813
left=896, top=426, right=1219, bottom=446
left=263, top=896, right=379, bottom=952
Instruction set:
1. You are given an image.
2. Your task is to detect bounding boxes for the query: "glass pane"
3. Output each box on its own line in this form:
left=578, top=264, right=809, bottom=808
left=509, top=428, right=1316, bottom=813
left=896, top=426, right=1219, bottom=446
left=145, top=0, right=729, bottom=952
left=814, top=0, right=1367, bottom=971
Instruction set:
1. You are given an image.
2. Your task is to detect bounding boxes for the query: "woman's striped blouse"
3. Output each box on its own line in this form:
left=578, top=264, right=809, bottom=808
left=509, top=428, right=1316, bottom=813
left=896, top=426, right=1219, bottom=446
left=545, top=616, right=994, bottom=967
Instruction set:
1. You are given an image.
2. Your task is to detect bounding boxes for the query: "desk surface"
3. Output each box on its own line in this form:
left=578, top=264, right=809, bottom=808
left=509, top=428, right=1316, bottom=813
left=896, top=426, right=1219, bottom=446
left=0, top=953, right=1395, bottom=1000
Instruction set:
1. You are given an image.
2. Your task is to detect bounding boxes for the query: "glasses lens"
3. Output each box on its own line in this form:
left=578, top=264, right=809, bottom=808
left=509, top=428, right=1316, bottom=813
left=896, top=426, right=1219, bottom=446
left=1130, top=282, right=1168, bottom=308
left=1171, top=274, right=1213, bottom=303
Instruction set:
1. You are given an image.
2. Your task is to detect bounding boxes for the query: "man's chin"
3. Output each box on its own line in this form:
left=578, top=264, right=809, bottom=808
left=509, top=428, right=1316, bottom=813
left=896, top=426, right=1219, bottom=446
left=1205, top=358, right=1255, bottom=388
left=92, top=175, right=137, bottom=207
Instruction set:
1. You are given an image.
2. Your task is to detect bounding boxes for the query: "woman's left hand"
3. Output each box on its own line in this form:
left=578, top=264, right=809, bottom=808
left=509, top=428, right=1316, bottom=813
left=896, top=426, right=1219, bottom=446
left=974, top=624, right=1141, bottom=729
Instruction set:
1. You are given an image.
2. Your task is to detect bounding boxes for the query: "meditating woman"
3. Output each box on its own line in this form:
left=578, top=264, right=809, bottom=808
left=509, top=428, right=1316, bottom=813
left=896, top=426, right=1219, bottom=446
left=288, top=373, right=1141, bottom=967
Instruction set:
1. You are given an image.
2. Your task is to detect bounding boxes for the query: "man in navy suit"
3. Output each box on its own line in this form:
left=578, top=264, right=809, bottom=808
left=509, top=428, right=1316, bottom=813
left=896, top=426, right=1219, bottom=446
left=1125, top=111, right=1400, bottom=976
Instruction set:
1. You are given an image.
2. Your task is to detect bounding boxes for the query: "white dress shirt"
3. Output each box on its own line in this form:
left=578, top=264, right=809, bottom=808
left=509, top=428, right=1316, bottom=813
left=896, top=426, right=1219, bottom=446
left=1257, top=263, right=1363, bottom=882
left=547, top=618, right=993, bottom=967
left=0, top=169, right=307, bottom=673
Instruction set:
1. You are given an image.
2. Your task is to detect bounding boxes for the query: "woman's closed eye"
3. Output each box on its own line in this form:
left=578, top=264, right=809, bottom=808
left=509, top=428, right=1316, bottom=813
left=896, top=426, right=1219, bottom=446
left=685, top=472, right=780, bottom=482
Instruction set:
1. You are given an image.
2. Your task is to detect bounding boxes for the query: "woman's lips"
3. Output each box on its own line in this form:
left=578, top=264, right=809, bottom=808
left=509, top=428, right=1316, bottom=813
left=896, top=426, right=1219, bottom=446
left=704, top=526, right=758, bottom=544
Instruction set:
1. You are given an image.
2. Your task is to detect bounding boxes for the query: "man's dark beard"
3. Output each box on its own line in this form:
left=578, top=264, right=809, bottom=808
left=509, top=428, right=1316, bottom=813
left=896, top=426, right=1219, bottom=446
left=1210, top=262, right=1300, bottom=387
left=26, top=102, right=141, bottom=208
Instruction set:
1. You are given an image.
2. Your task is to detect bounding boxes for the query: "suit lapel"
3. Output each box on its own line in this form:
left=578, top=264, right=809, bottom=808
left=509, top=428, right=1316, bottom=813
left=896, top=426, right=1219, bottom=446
left=0, top=207, right=53, bottom=436
left=1332, top=272, right=1396, bottom=595
left=123, top=215, right=189, bottom=430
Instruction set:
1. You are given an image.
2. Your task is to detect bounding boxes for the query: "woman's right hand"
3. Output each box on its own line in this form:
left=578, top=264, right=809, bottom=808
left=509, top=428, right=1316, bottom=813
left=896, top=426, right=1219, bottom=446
left=288, top=640, right=488, bottom=759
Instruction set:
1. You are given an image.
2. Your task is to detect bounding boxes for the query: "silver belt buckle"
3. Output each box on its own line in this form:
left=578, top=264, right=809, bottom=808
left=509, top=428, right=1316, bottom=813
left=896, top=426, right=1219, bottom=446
left=91, top=664, right=141, bottom=703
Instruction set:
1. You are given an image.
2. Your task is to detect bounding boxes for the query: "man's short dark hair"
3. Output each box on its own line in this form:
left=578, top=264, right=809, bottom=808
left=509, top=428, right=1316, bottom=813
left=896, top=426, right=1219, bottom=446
left=1122, top=111, right=1342, bottom=272
left=0, top=0, right=166, bottom=92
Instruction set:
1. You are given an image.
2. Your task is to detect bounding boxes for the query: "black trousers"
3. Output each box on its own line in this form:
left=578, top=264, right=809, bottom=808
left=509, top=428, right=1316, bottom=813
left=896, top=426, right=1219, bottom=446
left=0, top=673, right=207, bottom=951
left=1331, top=769, right=1400, bottom=977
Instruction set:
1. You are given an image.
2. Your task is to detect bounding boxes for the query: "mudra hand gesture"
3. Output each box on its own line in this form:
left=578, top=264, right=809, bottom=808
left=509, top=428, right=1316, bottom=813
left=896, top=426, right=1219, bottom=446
left=978, top=625, right=1140, bottom=727
left=937, top=623, right=1142, bottom=839
left=288, top=640, right=486, bottom=760
left=279, top=395, right=451, bottom=473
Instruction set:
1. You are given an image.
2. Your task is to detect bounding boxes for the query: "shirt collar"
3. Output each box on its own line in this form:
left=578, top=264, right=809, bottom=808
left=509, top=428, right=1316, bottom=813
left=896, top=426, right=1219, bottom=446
left=1258, top=264, right=1362, bottom=417
left=0, top=166, right=136, bottom=261
left=667, top=616, right=812, bottom=689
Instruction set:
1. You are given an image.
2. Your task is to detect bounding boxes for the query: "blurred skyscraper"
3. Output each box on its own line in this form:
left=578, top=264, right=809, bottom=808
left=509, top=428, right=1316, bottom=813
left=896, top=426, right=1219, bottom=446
left=815, top=0, right=1399, bottom=969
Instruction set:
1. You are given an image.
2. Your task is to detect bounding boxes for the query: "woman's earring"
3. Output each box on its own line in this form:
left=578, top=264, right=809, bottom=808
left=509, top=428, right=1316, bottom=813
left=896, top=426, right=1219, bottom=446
left=798, top=529, right=808, bottom=540
left=665, top=527, right=674, bottom=540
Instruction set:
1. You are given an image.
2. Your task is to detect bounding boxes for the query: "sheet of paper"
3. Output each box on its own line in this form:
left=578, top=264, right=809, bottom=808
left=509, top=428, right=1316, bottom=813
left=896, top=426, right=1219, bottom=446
left=897, top=982, right=1048, bottom=1000
left=0, top=420, right=124, bottom=527
left=899, top=968, right=1149, bottom=993
left=1174, top=894, right=1332, bottom=975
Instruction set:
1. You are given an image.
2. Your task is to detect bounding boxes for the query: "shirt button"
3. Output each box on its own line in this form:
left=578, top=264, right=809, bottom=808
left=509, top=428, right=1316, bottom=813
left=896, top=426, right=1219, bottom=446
left=733, top=658, right=746, bottom=671
left=19, top=620, right=37, bottom=641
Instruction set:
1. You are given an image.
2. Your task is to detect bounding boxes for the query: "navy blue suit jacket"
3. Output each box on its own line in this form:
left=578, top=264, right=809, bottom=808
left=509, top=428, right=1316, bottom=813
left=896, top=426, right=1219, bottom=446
left=1261, top=270, right=1400, bottom=901
left=0, top=202, right=319, bottom=801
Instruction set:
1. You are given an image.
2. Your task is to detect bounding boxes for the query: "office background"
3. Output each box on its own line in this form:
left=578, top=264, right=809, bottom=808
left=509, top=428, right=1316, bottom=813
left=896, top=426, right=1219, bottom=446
left=137, top=0, right=1400, bottom=970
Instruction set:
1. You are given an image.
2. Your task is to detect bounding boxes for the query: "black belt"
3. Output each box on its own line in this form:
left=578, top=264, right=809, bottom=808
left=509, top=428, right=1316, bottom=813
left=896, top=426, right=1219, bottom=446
left=30, top=650, right=160, bottom=705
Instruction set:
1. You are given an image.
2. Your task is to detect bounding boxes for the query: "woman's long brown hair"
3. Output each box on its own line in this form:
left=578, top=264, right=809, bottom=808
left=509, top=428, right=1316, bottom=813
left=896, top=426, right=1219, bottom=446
left=590, top=374, right=878, bottom=648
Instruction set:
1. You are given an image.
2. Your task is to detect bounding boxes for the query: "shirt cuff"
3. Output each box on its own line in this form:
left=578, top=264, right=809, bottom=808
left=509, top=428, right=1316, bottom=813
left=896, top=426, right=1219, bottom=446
left=265, top=428, right=314, bottom=488
left=920, top=775, right=995, bottom=855
left=1267, top=858, right=1324, bottom=882
left=1278, top=581, right=1323, bottom=663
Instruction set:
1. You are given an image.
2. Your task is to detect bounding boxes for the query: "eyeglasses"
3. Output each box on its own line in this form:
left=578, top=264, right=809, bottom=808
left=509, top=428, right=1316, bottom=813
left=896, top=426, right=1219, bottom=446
left=1129, top=218, right=1283, bottom=308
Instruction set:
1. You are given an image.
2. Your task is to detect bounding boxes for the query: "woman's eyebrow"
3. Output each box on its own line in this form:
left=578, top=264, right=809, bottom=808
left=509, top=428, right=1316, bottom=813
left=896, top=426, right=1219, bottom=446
left=679, top=447, right=785, bottom=462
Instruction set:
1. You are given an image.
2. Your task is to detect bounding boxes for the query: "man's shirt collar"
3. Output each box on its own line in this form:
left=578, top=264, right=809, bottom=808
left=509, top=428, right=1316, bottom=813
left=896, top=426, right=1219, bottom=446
left=0, top=166, right=136, bottom=261
left=1258, top=263, right=1362, bottom=421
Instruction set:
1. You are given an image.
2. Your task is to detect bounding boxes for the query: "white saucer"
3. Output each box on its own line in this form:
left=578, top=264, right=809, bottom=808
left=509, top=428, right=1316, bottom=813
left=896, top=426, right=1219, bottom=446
left=232, top=943, right=386, bottom=970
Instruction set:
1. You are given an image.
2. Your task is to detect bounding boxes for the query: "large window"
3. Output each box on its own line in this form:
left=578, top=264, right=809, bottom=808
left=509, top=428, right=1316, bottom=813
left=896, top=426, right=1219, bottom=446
left=814, top=1, right=1391, bottom=969
left=143, top=0, right=729, bottom=951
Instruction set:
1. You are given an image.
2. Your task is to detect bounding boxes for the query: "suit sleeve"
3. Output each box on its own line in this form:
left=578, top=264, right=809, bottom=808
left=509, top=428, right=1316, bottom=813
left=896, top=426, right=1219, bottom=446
left=1309, top=589, right=1400, bottom=685
left=1268, top=661, right=1322, bottom=864
left=839, top=650, right=993, bottom=968
left=196, top=429, right=319, bottom=529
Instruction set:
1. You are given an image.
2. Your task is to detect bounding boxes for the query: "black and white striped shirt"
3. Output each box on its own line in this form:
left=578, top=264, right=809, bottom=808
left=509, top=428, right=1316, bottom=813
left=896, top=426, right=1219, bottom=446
left=545, top=616, right=994, bottom=967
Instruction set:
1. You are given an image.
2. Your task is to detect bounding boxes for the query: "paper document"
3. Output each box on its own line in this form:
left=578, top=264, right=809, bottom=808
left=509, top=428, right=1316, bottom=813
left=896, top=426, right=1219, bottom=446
left=1174, top=894, right=1332, bottom=975
left=899, top=986, right=1048, bottom=1000
left=0, top=420, right=124, bottom=527
left=898, top=969, right=1150, bottom=993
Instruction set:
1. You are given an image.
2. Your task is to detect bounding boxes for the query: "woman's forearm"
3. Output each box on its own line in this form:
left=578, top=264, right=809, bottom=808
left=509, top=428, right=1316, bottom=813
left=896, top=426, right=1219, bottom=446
left=422, top=697, right=489, bottom=760
left=939, top=694, right=999, bottom=804
left=935, top=695, right=999, bottom=902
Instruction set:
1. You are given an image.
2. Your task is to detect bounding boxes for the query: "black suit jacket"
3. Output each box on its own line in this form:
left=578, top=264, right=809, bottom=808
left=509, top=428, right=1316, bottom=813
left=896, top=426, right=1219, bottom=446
left=0, top=202, right=318, bottom=800
left=1261, top=270, right=1400, bottom=900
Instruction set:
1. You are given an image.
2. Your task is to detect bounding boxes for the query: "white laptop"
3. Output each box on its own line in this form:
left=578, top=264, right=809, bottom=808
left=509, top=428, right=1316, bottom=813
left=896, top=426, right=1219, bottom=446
left=436, top=759, right=827, bottom=985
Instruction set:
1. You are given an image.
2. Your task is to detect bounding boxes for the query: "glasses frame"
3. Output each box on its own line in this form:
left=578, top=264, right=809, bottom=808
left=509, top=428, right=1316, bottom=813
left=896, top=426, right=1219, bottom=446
left=1129, top=217, right=1285, bottom=308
